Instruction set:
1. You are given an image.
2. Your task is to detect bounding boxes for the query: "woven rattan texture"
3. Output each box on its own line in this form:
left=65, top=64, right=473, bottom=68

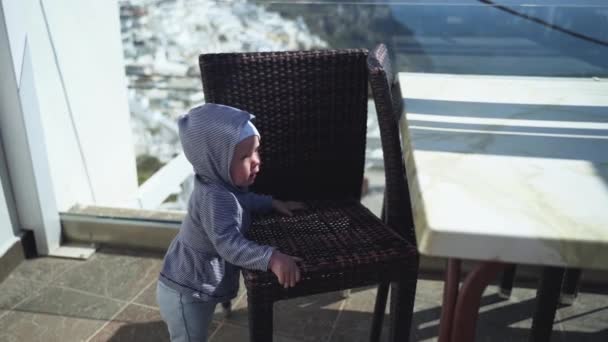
left=199, top=50, right=368, bottom=201
left=244, top=201, right=416, bottom=288
left=368, top=44, right=417, bottom=246
left=199, top=49, right=419, bottom=341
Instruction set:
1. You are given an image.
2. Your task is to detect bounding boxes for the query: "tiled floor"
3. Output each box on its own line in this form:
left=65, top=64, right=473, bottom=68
left=2, top=171, right=607, bottom=341
left=1, top=247, right=607, bottom=341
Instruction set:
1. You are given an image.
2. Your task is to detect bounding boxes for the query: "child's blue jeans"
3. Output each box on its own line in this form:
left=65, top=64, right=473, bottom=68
left=157, top=280, right=217, bottom=342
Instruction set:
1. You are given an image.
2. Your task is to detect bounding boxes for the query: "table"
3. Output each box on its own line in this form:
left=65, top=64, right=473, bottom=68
left=398, top=73, right=608, bottom=341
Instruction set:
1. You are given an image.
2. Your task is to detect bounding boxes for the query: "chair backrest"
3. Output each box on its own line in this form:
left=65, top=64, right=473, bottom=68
left=367, top=44, right=416, bottom=246
left=199, top=50, right=368, bottom=201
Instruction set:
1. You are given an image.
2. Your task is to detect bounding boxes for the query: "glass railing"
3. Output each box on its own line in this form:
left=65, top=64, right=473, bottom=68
left=97, top=0, right=608, bottom=213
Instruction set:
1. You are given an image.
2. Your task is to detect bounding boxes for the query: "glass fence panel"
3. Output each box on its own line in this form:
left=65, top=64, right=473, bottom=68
left=114, top=0, right=608, bottom=211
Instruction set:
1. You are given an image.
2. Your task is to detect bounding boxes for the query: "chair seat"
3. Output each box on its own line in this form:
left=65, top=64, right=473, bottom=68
left=243, top=200, right=418, bottom=295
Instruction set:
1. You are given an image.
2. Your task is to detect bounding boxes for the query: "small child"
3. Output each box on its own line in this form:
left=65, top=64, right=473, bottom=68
left=157, top=103, right=305, bottom=342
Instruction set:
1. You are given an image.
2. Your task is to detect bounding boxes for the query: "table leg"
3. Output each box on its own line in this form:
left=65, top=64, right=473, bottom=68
left=560, top=268, right=582, bottom=305
left=450, top=261, right=506, bottom=342
left=499, top=264, right=517, bottom=299
left=529, top=266, right=565, bottom=342
left=438, top=259, right=461, bottom=342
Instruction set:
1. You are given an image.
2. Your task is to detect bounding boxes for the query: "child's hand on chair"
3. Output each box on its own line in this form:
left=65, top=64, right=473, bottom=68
left=269, top=251, right=302, bottom=288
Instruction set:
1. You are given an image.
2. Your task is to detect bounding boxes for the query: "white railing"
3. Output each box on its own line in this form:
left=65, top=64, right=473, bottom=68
left=135, top=152, right=192, bottom=209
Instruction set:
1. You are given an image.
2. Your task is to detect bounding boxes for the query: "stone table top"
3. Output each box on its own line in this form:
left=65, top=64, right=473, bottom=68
left=399, top=73, right=608, bottom=270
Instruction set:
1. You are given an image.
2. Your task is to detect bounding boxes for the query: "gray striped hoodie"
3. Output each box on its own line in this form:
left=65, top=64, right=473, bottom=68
left=159, top=103, right=275, bottom=302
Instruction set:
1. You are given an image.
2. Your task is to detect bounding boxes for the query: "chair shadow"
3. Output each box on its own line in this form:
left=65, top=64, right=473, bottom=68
left=218, top=289, right=607, bottom=341
left=96, top=288, right=608, bottom=341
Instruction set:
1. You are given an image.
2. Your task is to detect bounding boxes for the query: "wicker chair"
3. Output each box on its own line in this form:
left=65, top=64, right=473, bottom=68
left=367, top=44, right=420, bottom=342
left=199, top=49, right=419, bottom=342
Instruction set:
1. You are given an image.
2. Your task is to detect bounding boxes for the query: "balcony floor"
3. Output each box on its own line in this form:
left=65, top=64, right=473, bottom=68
left=2, top=171, right=608, bottom=341
left=1, top=246, right=607, bottom=342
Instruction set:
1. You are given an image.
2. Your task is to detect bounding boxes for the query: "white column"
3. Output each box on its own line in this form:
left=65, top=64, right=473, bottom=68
left=0, top=2, right=60, bottom=255
left=0, top=0, right=138, bottom=255
left=0, top=157, right=18, bottom=257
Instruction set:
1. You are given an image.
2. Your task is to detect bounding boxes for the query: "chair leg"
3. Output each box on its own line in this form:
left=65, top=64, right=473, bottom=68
left=560, top=268, right=582, bottom=305
left=370, top=195, right=389, bottom=342
left=389, top=276, right=417, bottom=342
left=498, top=264, right=517, bottom=299
left=370, top=281, right=390, bottom=342
left=221, top=301, right=232, bottom=318
left=529, top=267, right=565, bottom=342
left=248, top=293, right=274, bottom=342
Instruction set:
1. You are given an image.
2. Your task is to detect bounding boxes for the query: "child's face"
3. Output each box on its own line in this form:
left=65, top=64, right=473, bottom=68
left=230, top=135, right=261, bottom=187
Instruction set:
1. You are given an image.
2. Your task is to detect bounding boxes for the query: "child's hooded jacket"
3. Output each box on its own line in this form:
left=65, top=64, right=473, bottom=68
left=159, top=103, right=275, bottom=302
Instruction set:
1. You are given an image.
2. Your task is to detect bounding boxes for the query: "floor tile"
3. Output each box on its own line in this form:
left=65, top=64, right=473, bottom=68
left=15, top=286, right=123, bottom=321
left=409, top=297, right=442, bottom=342
left=555, top=290, right=608, bottom=341
left=414, top=279, right=445, bottom=304
left=211, top=321, right=302, bottom=342
left=0, top=285, right=122, bottom=342
left=331, top=284, right=442, bottom=342
left=477, top=286, right=538, bottom=328
left=0, top=310, right=105, bottom=342
left=329, top=286, right=387, bottom=342
left=3, top=247, right=608, bottom=342
left=272, top=291, right=345, bottom=341
left=52, top=249, right=161, bottom=301
left=88, top=304, right=170, bottom=342
left=230, top=291, right=345, bottom=341
left=0, top=274, right=45, bottom=314
left=10, top=256, right=80, bottom=284
left=133, top=280, right=158, bottom=308
left=409, top=279, right=444, bottom=341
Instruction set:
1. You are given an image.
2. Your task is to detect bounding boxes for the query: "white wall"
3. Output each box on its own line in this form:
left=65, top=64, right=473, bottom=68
left=0, top=182, right=18, bottom=257
left=0, top=0, right=138, bottom=255
left=40, top=0, right=139, bottom=208
left=0, top=148, right=18, bottom=256
left=0, top=3, right=20, bottom=256
left=2, top=0, right=138, bottom=211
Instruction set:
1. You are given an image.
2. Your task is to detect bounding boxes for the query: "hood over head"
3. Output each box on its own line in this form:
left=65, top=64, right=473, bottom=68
left=178, top=103, right=255, bottom=191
